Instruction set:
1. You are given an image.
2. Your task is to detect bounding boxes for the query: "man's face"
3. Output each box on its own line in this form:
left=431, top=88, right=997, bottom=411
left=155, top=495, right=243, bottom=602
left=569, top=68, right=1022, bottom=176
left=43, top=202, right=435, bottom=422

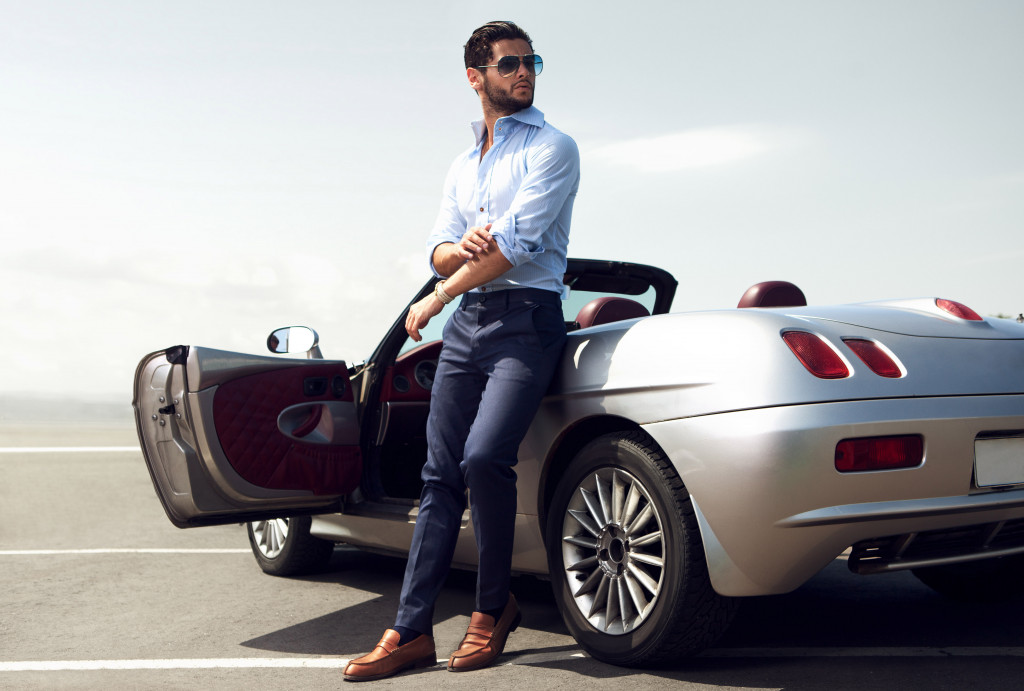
left=475, top=38, right=535, bottom=115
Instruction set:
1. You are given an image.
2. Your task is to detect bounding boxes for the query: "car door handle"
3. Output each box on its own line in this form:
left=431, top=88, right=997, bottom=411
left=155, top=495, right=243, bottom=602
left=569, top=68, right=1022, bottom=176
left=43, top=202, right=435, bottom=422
left=291, top=404, right=324, bottom=438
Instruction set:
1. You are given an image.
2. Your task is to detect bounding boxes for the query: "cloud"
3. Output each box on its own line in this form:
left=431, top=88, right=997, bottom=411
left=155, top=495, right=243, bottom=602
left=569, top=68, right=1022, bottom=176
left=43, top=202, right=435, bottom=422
left=586, top=126, right=790, bottom=173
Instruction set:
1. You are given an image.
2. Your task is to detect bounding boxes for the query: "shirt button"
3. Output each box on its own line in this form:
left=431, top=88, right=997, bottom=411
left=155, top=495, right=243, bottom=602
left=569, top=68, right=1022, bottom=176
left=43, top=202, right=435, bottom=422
left=479, top=207, right=484, bottom=212
left=480, top=287, right=488, bottom=292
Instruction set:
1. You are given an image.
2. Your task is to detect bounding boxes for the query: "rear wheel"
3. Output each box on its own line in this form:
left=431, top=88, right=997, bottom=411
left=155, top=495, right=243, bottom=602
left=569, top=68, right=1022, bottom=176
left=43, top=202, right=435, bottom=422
left=246, top=516, right=335, bottom=576
left=912, top=555, right=1024, bottom=602
left=546, top=431, right=738, bottom=666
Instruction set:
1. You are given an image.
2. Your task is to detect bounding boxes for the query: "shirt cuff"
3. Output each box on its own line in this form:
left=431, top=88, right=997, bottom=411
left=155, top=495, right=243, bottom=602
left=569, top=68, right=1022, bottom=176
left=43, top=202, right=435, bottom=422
left=427, top=242, right=450, bottom=277
left=491, top=213, right=544, bottom=267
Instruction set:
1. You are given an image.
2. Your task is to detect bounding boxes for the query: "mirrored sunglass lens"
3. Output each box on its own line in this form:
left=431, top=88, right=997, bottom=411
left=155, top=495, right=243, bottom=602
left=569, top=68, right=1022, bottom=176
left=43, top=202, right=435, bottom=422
left=493, top=55, right=543, bottom=76
left=496, top=56, right=521, bottom=76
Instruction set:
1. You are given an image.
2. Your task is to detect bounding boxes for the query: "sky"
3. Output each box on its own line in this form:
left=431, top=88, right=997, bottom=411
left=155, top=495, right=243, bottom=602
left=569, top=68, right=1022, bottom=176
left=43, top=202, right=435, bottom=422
left=2, top=0, right=1022, bottom=405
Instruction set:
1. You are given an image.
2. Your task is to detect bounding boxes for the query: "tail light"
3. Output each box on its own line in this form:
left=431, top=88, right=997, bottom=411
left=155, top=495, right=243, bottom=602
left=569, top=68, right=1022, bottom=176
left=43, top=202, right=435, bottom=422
left=936, top=299, right=982, bottom=321
left=782, top=331, right=849, bottom=379
left=836, top=435, right=924, bottom=472
left=842, top=338, right=903, bottom=378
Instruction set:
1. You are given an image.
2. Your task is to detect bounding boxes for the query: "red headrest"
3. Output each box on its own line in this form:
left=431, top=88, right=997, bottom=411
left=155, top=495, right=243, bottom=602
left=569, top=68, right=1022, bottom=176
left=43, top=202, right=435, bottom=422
left=575, top=297, right=650, bottom=329
left=737, top=281, right=807, bottom=309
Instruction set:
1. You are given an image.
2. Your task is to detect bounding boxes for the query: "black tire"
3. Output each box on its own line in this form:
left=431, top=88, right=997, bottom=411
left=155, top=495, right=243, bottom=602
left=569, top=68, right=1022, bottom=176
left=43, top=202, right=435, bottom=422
left=912, top=554, right=1024, bottom=603
left=246, top=516, right=335, bottom=577
left=545, top=431, right=738, bottom=666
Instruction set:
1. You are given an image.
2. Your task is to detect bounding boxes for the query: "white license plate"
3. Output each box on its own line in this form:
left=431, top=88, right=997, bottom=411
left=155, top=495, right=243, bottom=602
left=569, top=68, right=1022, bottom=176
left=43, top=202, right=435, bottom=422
left=975, top=436, right=1024, bottom=487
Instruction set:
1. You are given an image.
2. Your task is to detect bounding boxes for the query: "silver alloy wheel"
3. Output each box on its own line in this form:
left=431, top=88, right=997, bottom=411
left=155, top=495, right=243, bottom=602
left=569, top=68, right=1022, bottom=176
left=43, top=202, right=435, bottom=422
left=250, top=518, right=290, bottom=559
left=560, top=467, right=665, bottom=635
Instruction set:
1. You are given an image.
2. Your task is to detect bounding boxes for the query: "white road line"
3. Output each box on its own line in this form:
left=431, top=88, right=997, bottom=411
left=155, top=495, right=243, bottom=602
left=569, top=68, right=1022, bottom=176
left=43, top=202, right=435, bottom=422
left=701, top=647, right=1024, bottom=658
left=0, top=549, right=250, bottom=556
left=0, top=658, right=351, bottom=672
left=0, top=446, right=139, bottom=454
left=4, top=648, right=1024, bottom=672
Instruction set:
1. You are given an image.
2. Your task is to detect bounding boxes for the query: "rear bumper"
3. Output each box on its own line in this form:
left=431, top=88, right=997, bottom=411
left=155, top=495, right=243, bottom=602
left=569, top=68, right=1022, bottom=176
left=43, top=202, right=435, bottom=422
left=643, top=394, right=1024, bottom=597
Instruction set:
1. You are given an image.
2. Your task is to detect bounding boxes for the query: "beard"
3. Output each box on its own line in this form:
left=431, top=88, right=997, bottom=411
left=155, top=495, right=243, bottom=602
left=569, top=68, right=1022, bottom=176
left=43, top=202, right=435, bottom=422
left=482, top=74, right=534, bottom=115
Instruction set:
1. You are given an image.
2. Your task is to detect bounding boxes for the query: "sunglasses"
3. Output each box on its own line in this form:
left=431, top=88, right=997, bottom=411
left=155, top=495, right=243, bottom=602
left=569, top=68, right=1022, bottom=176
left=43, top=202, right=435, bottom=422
left=475, top=54, right=543, bottom=78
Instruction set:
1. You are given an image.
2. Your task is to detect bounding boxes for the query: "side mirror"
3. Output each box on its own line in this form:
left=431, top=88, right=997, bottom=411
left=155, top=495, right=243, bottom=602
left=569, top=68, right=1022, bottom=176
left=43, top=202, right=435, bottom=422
left=267, top=326, right=323, bottom=359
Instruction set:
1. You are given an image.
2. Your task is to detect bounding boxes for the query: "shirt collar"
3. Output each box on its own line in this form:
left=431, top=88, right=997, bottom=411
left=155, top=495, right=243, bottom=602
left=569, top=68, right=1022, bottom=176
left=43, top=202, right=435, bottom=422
left=471, top=105, right=546, bottom=144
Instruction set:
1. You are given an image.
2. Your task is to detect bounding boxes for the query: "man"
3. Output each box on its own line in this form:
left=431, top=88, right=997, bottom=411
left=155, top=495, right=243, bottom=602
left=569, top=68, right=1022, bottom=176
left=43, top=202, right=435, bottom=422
left=342, top=21, right=580, bottom=682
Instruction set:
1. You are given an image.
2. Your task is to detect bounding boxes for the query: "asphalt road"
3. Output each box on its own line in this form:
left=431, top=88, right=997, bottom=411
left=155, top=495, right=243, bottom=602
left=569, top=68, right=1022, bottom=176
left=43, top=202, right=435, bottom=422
left=3, top=422, right=1024, bottom=690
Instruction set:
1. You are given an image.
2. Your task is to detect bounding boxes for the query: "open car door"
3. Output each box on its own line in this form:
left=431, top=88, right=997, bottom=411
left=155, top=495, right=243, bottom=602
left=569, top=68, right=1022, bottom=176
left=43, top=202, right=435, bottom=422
left=133, top=345, right=361, bottom=528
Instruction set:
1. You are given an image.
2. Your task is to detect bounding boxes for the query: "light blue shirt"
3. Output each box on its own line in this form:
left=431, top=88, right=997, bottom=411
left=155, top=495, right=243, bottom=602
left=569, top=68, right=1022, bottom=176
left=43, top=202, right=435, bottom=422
left=427, top=106, right=580, bottom=296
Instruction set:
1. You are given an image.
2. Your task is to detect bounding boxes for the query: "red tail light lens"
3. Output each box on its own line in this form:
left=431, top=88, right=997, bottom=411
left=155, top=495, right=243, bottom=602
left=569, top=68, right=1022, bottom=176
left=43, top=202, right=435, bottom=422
left=782, top=331, right=849, bottom=379
left=842, top=338, right=903, bottom=378
left=936, top=299, right=982, bottom=321
left=835, top=435, right=924, bottom=472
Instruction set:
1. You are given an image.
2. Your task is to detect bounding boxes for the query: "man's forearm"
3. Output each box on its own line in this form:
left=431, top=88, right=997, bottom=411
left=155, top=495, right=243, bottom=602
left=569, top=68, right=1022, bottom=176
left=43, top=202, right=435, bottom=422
left=431, top=242, right=467, bottom=278
left=407, top=241, right=513, bottom=342
left=440, top=246, right=513, bottom=297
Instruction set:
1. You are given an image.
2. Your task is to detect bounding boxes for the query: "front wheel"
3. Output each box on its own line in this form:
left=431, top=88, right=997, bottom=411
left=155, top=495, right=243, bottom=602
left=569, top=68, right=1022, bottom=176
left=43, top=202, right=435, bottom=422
left=546, top=431, right=738, bottom=666
left=246, top=516, right=335, bottom=577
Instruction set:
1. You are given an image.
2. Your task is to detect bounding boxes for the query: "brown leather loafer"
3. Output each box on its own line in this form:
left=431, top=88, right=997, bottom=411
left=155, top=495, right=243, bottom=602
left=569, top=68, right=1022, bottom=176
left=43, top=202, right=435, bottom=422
left=343, top=629, right=436, bottom=682
left=447, top=594, right=522, bottom=672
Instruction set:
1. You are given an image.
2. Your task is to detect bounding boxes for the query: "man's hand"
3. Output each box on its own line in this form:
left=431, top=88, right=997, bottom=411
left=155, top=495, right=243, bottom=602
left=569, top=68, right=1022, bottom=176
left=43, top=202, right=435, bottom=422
left=455, top=224, right=493, bottom=261
left=405, top=293, right=446, bottom=342
left=432, top=224, right=495, bottom=277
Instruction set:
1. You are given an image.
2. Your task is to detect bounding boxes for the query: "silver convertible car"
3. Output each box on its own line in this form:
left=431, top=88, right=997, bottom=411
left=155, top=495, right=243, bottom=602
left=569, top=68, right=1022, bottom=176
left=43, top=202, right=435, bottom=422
left=134, top=259, right=1024, bottom=666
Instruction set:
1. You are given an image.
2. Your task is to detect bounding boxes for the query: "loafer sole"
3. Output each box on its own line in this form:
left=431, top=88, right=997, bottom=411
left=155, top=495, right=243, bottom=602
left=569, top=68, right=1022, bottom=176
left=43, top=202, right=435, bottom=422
left=344, top=651, right=437, bottom=682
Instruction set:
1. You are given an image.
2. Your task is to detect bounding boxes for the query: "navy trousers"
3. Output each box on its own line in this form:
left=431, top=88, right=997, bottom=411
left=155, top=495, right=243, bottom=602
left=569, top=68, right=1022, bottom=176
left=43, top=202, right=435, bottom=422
left=395, top=287, right=567, bottom=634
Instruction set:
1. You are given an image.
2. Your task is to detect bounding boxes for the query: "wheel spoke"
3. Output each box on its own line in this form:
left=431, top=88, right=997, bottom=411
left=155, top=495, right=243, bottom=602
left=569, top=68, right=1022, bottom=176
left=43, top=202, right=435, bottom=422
left=617, top=578, right=632, bottom=625
left=563, top=534, right=598, bottom=550
left=595, top=474, right=612, bottom=525
left=567, top=555, right=599, bottom=572
left=605, top=576, right=620, bottom=630
left=568, top=509, right=600, bottom=537
left=611, top=470, right=625, bottom=525
left=625, top=503, right=654, bottom=537
left=270, top=521, right=283, bottom=553
left=628, top=562, right=660, bottom=596
left=580, top=488, right=605, bottom=530
left=622, top=482, right=641, bottom=527
left=629, top=529, right=662, bottom=548
left=588, top=574, right=610, bottom=619
left=624, top=571, right=648, bottom=615
left=629, top=551, right=664, bottom=568
left=573, top=564, right=604, bottom=597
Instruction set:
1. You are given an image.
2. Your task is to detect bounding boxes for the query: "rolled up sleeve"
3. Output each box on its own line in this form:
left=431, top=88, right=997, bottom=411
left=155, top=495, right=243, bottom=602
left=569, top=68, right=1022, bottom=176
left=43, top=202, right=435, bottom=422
left=490, top=132, right=580, bottom=268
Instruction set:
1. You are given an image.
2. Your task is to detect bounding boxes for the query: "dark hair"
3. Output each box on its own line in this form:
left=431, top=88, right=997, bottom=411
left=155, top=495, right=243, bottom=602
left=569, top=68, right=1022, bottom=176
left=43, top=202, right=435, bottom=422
left=464, top=21, right=533, bottom=69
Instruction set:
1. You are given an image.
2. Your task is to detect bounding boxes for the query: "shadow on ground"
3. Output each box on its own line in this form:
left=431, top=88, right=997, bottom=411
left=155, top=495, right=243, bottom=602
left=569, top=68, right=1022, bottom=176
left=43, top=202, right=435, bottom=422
left=240, top=548, right=1024, bottom=690
left=240, top=547, right=565, bottom=657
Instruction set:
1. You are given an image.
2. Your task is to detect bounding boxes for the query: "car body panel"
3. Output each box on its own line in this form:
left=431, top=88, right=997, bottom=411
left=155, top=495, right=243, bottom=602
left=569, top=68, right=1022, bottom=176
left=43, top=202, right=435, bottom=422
left=806, top=299, right=1023, bottom=338
left=643, top=394, right=1024, bottom=596
left=309, top=508, right=550, bottom=575
left=547, top=308, right=1024, bottom=425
